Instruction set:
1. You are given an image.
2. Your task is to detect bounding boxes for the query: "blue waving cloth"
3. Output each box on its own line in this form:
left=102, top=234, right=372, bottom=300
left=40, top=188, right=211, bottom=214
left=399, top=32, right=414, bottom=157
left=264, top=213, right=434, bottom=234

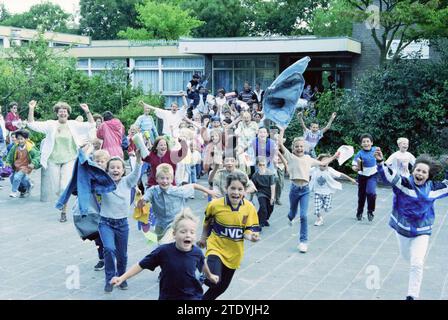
left=262, top=56, right=311, bottom=128
left=56, top=149, right=116, bottom=214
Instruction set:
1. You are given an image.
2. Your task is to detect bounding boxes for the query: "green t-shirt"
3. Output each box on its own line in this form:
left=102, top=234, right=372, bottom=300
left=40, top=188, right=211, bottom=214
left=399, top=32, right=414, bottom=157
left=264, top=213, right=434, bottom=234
left=48, top=123, right=78, bottom=164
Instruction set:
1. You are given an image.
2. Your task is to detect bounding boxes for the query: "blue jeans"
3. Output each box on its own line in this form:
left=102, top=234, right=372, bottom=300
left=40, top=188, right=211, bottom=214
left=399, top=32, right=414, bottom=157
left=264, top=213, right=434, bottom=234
left=98, top=217, right=129, bottom=284
left=190, top=165, right=197, bottom=183
left=11, top=171, right=31, bottom=193
left=288, top=184, right=310, bottom=243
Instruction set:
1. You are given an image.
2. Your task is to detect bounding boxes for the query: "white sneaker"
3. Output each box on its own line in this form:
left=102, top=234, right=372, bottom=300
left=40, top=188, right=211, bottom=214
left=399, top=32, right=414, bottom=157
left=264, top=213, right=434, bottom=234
left=298, top=242, right=308, bottom=253
left=9, top=192, right=19, bottom=198
left=314, top=217, right=324, bottom=226
left=287, top=217, right=294, bottom=227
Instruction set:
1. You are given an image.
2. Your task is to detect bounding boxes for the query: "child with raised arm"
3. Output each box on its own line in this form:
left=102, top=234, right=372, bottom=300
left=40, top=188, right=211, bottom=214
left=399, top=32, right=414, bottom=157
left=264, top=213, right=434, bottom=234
left=310, top=153, right=357, bottom=226
left=298, top=111, right=337, bottom=158
left=385, top=137, right=416, bottom=178
left=198, top=171, right=260, bottom=300
left=111, top=209, right=219, bottom=300
left=278, top=128, right=338, bottom=253
left=137, top=163, right=218, bottom=244
left=99, top=151, right=142, bottom=293
left=375, top=148, right=448, bottom=300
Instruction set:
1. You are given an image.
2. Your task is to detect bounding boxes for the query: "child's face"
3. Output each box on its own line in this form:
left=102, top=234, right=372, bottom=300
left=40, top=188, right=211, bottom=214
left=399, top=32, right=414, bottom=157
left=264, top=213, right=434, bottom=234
left=310, top=123, right=319, bottom=133
left=174, top=219, right=197, bottom=252
left=94, top=156, right=108, bottom=170
left=108, top=160, right=125, bottom=182
left=16, top=136, right=26, bottom=146
left=242, top=113, right=251, bottom=123
left=156, top=173, right=173, bottom=190
left=211, top=132, right=220, bottom=143
left=254, top=114, right=261, bottom=122
left=193, top=114, right=201, bottom=122
left=361, top=138, right=373, bottom=150
left=224, top=112, right=231, bottom=119
left=129, top=127, right=137, bottom=135
left=319, top=157, right=329, bottom=171
left=156, top=139, right=168, bottom=153
left=257, top=161, right=267, bottom=173
left=224, top=157, right=236, bottom=171
left=144, top=105, right=151, bottom=115
left=212, top=121, right=221, bottom=128
left=258, top=128, right=268, bottom=140
left=11, top=135, right=17, bottom=143
left=412, top=163, right=429, bottom=186
left=95, top=118, right=102, bottom=128
left=292, top=141, right=305, bottom=156
left=93, top=140, right=102, bottom=150
left=398, top=141, right=409, bottom=152
left=227, top=180, right=245, bottom=205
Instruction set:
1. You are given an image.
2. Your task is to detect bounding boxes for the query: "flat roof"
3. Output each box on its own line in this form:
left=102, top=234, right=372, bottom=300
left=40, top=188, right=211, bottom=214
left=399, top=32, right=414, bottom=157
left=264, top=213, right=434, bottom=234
left=179, top=36, right=361, bottom=54
left=0, top=26, right=90, bottom=45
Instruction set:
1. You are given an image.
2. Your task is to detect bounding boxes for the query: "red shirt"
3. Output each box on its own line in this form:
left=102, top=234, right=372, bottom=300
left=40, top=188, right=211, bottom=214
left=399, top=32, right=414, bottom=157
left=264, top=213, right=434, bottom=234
left=5, top=112, right=21, bottom=132
left=142, top=139, right=188, bottom=187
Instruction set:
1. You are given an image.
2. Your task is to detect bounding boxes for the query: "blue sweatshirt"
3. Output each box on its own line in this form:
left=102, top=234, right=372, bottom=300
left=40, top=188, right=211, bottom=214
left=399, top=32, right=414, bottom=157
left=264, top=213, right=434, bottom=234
left=377, top=163, right=448, bottom=237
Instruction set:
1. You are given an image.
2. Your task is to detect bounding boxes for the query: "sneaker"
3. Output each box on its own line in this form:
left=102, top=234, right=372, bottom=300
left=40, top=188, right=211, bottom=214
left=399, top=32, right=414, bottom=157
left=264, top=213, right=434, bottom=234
left=264, top=221, right=270, bottom=227
left=104, top=283, right=113, bottom=293
left=367, top=211, right=374, bottom=222
left=275, top=200, right=282, bottom=206
left=59, top=212, right=67, bottom=223
left=406, top=296, right=414, bottom=300
left=298, top=242, right=308, bottom=253
left=118, top=281, right=128, bottom=290
left=9, top=192, right=19, bottom=198
left=94, top=260, right=105, bottom=271
left=314, top=217, right=324, bottom=226
left=287, top=217, right=294, bottom=227
left=356, top=212, right=363, bottom=221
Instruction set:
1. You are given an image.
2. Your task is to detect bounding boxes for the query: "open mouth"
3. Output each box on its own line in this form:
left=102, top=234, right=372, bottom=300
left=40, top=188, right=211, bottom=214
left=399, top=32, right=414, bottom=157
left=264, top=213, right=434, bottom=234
left=183, top=240, right=192, bottom=245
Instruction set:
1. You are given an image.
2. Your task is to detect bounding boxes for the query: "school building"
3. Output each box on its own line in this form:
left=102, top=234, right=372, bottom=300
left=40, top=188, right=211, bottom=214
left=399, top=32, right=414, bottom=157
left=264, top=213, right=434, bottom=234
left=0, top=24, right=439, bottom=107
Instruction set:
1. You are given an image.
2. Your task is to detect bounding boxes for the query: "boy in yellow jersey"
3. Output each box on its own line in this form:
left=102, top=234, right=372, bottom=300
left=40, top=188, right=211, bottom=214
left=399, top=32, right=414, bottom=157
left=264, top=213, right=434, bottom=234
left=198, top=171, right=260, bottom=300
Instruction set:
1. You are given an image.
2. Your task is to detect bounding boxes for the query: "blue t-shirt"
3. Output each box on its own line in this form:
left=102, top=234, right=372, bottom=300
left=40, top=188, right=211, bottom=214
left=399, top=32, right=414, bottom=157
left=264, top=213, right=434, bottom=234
left=139, top=243, right=205, bottom=300
left=352, top=147, right=377, bottom=176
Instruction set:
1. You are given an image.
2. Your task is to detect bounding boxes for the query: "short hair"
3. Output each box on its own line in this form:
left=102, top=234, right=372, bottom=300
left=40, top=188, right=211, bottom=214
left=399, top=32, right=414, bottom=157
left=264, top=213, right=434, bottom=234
left=172, top=208, right=198, bottom=232
left=106, top=156, right=127, bottom=176
left=217, top=88, right=226, bottom=95
left=93, top=149, right=110, bottom=161
left=397, top=137, right=409, bottom=146
left=53, top=102, right=72, bottom=114
left=14, top=129, right=29, bottom=139
left=93, top=114, right=103, bottom=122
left=211, top=116, right=221, bottom=123
left=102, top=111, right=114, bottom=122
left=291, top=136, right=306, bottom=149
left=413, top=154, right=442, bottom=180
left=193, top=74, right=200, bottom=79
left=258, top=126, right=270, bottom=135
left=9, top=101, right=18, bottom=109
left=156, top=163, right=174, bottom=179
left=151, top=136, right=170, bottom=153
left=317, top=153, right=332, bottom=161
left=360, top=133, right=373, bottom=143
left=226, top=171, right=248, bottom=188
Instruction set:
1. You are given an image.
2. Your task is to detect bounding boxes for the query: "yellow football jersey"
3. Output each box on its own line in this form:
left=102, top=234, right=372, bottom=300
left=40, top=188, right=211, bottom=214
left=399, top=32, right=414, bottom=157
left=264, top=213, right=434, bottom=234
left=204, top=197, right=260, bottom=269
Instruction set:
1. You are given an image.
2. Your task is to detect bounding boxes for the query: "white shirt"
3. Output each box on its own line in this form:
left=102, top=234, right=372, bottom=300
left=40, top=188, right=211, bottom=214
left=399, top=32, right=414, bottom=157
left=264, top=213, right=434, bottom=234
left=386, top=151, right=416, bottom=177
left=27, top=120, right=95, bottom=169
left=309, top=167, right=342, bottom=195
left=154, top=106, right=187, bottom=137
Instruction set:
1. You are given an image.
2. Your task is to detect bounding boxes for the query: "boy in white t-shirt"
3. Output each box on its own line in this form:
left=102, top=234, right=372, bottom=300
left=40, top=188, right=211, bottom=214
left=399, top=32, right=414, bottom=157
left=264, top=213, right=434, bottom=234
left=385, top=137, right=416, bottom=177
left=310, top=154, right=357, bottom=226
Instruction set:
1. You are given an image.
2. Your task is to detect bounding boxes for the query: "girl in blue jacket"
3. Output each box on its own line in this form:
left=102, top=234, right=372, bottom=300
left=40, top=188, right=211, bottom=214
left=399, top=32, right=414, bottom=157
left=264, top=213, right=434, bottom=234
left=375, top=148, right=448, bottom=300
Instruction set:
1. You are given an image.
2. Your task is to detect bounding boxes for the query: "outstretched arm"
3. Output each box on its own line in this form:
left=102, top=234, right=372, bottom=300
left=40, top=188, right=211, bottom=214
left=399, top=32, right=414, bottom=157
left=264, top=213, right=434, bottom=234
left=278, top=127, right=287, bottom=154
left=27, top=100, right=37, bottom=123
left=321, top=112, right=337, bottom=134
left=297, top=111, right=308, bottom=132
left=110, top=264, right=143, bottom=286
left=80, top=104, right=94, bottom=124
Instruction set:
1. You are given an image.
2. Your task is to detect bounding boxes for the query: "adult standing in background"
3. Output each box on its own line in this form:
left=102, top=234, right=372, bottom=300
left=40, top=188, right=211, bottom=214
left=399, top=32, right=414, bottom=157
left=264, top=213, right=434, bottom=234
left=133, top=102, right=158, bottom=144
left=27, top=100, right=95, bottom=222
left=254, top=83, right=264, bottom=111
left=97, top=111, right=125, bottom=158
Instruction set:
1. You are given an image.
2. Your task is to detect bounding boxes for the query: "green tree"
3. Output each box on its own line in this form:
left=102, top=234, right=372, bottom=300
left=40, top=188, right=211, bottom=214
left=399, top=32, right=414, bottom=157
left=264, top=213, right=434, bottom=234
left=180, top=0, right=249, bottom=37
left=0, top=2, right=73, bottom=33
left=118, top=0, right=204, bottom=40
left=0, top=3, right=10, bottom=22
left=244, top=0, right=330, bottom=36
left=310, top=0, right=354, bottom=36
left=340, top=0, right=448, bottom=64
left=79, top=0, right=142, bottom=40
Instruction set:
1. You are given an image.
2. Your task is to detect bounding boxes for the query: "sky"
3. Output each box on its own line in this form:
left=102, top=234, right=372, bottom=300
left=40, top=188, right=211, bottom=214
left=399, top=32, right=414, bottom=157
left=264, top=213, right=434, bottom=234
left=1, top=0, right=80, bottom=14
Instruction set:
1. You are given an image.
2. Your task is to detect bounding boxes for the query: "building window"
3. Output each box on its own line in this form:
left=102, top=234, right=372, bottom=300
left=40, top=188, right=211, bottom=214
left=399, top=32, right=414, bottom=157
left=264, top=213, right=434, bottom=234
left=212, top=56, right=279, bottom=93
left=0, top=38, right=4, bottom=48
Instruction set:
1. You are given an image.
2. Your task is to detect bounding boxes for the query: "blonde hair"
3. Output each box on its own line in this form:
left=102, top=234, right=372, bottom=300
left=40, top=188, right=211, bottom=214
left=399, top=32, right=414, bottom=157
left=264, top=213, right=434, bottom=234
left=397, top=137, right=409, bottom=146
left=156, top=163, right=174, bottom=179
left=53, top=102, right=72, bottom=114
left=93, top=149, right=110, bottom=161
left=172, top=208, right=198, bottom=232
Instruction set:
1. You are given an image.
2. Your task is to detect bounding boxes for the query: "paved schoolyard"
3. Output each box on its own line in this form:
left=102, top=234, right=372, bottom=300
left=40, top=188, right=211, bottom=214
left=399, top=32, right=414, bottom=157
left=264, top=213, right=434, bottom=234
left=1, top=171, right=448, bottom=300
